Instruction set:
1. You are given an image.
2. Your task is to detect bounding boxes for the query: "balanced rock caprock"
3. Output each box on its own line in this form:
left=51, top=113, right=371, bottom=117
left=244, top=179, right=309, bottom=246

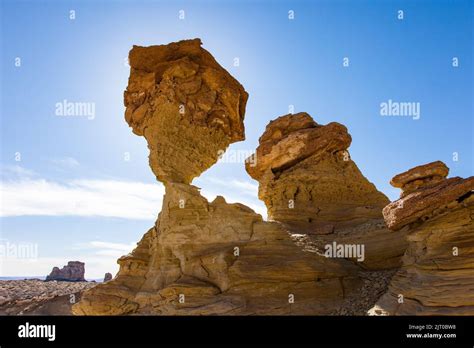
left=370, top=161, right=474, bottom=315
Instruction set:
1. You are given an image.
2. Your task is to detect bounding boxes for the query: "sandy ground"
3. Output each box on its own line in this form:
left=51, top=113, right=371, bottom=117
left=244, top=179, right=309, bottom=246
left=0, top=280, right=97, bottom=315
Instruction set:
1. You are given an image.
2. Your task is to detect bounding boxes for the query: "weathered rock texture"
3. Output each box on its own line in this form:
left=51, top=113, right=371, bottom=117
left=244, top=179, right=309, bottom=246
left=124, top=38, right=248, bottom=183
left=46, top=261, right=85, bottom=282
left=245, top=113, right=407, bottom=270
left=370, top=161, right=474, bottom=315
left=73, top=40, right=406, bottom=316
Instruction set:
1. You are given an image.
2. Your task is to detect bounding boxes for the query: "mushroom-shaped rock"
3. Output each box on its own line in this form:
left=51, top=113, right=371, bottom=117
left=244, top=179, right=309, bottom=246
left=124, top=38, right=248, bottom=184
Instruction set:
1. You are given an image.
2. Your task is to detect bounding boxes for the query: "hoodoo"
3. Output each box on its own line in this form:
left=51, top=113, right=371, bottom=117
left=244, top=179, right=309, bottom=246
left=370, top=161, right=474, bottom=315
left=73, top=39, right=374, bottom=315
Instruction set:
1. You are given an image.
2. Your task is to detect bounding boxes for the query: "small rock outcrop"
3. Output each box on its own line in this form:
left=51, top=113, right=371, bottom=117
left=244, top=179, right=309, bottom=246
left=370, top=161, right=474, bottom=315
left=103, top=273, right=112, bottom=282
left=245, top=112, right=407, bottom=270
left=46, top=261, right=85, bottom=282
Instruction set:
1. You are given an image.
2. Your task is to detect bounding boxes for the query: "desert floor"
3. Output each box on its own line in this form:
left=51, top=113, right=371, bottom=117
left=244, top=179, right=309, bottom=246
left=0, top=280, right=97, bottom=315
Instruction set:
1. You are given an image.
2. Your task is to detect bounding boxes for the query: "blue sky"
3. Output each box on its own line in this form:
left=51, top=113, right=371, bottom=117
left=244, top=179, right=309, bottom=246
left=1, top=0, right=472, bottom=278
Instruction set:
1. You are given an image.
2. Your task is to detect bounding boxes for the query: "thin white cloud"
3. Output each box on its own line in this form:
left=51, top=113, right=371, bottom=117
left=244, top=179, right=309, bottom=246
left=49, top=156, right=80, bottom=169
left=0, top=178, right=164, bottom=220
left=88, top=241, right=135, bottom=251
left=1, top=165, right=37, bottom=178
left=73, top=240, right=136, bottom=257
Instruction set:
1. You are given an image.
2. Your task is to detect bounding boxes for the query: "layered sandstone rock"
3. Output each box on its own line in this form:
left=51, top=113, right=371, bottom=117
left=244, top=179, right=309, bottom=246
left=370, top=162, right=474, bottom=315
left=74, top=183, right=361, bottom=315
left=73, top=40, right=371, bottom=316
left=245, top=113, right=407, bottom=270
left=46, top=261, right=85, bottom=282
left=124, top=38, right=248, bottom=183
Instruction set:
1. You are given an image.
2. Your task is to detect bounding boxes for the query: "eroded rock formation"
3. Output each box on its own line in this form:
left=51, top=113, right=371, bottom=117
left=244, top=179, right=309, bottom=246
left=245, top=113, right=407, bottom=270
left=73, top=39, right=410, bottom=316
left=370, top=161, right=474, bottom=315
left=74, top=40, right=376, bottom=315
left=46, top=261, right=85, bottom=282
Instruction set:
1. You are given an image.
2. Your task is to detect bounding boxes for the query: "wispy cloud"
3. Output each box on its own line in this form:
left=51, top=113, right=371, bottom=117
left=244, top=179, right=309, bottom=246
left=0, top=177, right=164, bottom=220
left=1, top=165, right=37, bottom=179
left=74, top=240, right=136, bottom=257
left=49, top=156, right=80, bottom=169
left=0, top=168, right=266, bottom=220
